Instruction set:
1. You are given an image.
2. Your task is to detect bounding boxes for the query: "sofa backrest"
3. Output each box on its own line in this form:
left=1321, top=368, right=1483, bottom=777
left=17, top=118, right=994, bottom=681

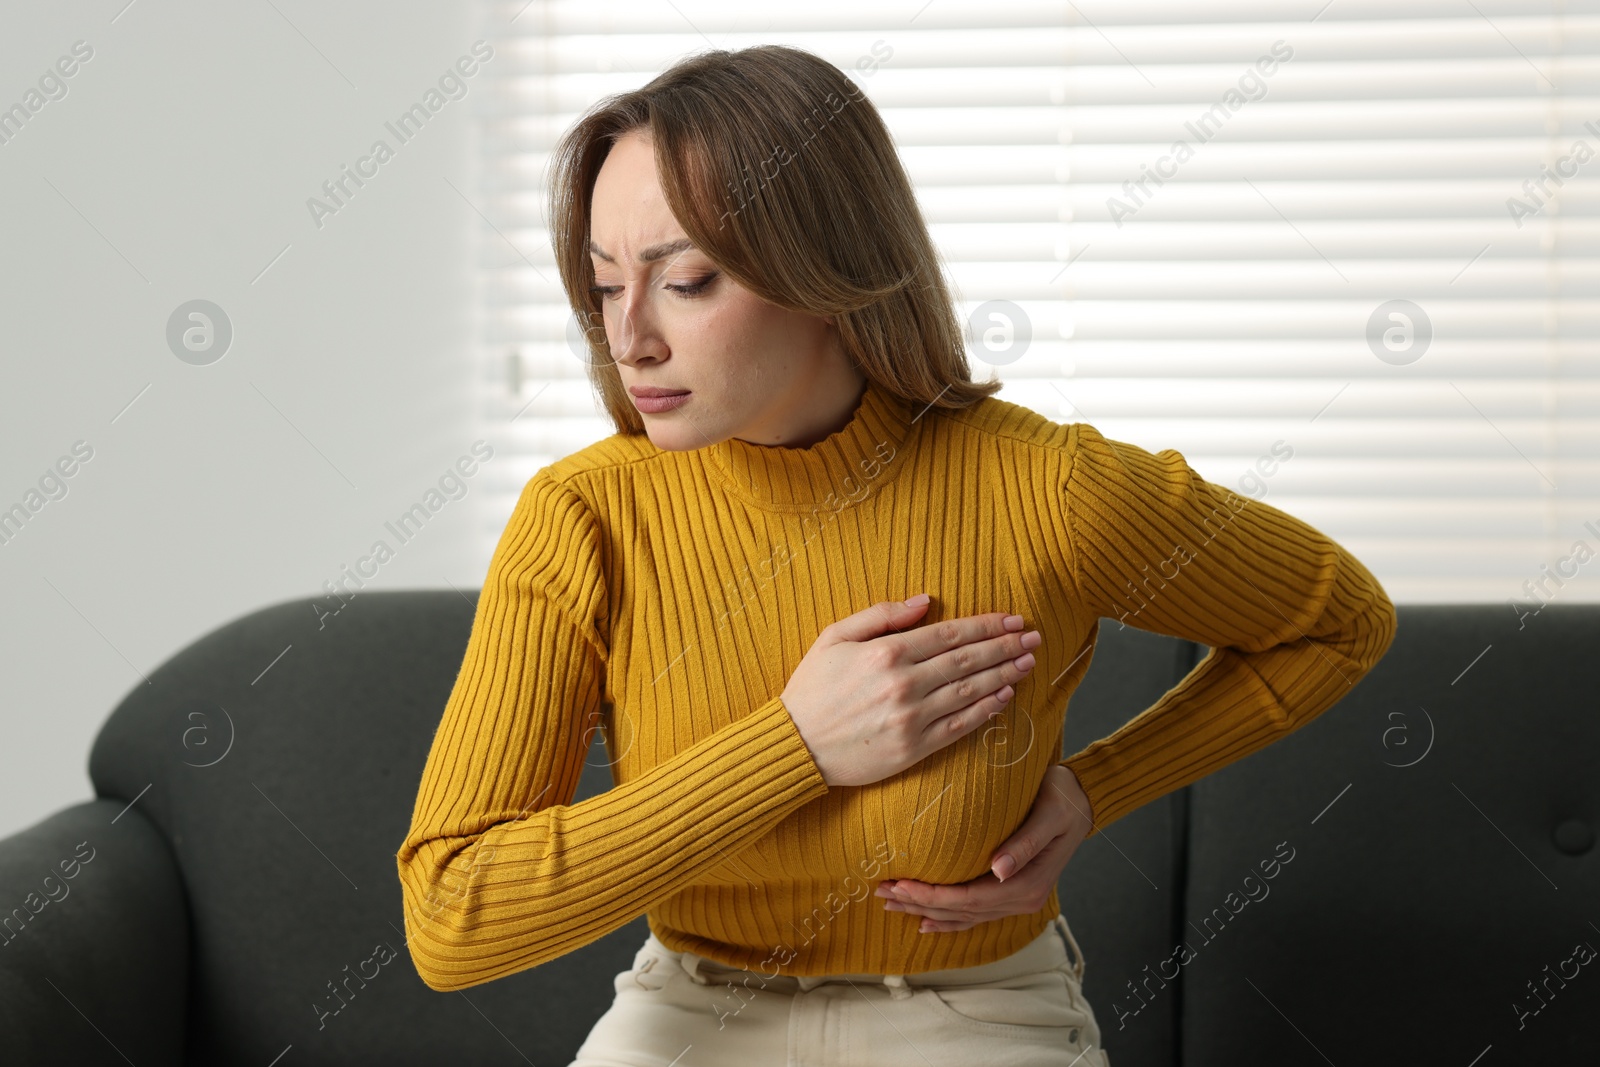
left=91, top=591, right=1595, bottom=1064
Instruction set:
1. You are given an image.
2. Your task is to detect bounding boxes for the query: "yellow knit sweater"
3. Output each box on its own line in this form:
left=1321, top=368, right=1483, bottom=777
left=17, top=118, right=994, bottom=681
left=395, top=376, right=1397, bottom=992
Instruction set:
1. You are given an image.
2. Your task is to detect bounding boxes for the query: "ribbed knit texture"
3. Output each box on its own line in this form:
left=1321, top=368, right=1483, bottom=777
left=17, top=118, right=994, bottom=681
left=395, top=376, right=1397, bottom=991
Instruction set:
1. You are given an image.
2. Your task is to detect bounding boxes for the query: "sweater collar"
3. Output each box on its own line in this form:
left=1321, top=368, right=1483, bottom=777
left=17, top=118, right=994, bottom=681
left=704, top=376, right=924, bottom=512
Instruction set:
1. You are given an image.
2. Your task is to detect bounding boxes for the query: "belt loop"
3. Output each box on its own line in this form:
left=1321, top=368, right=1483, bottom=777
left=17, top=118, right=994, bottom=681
left=1054, top=915, right=1086, bottom=982
left=680, top=951, right=711, bottom=985
left=632, top=955, right=664, bottom=991
left=881, top=973, right=913, bottom=1000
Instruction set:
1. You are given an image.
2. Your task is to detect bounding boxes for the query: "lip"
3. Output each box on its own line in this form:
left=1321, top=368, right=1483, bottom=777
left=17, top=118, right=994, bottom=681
left=628, top=388, right=692, bottom=414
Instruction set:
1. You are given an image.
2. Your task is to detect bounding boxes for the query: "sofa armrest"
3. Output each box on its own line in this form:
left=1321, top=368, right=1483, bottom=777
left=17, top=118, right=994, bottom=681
left=0, top=798, right=189, bottom=1066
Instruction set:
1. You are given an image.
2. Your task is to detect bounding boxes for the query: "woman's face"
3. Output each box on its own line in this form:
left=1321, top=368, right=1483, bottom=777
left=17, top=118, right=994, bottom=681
left=587, top=126, right=859, bottom=452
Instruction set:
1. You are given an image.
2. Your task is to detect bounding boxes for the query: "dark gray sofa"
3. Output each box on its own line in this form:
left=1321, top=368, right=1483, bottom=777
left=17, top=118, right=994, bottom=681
left=1, top=590, right=1593, bottom=1064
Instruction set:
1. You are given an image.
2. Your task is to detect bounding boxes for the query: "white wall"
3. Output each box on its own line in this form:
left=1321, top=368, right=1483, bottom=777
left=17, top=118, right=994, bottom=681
left=0, top=1, right=492, bottom=841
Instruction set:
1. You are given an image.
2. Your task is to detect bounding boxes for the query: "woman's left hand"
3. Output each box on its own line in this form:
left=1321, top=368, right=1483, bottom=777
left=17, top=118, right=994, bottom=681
left=874, top=764, right=1095, bottom=933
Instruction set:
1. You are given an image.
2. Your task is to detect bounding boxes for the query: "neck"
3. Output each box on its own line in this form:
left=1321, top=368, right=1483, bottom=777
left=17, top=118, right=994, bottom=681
left=702, top=376, right=924, bottom=512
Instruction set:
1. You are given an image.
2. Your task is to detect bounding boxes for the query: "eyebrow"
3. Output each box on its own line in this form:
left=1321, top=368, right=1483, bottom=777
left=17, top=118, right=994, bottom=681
left=587, top=237, right=695, bottom=264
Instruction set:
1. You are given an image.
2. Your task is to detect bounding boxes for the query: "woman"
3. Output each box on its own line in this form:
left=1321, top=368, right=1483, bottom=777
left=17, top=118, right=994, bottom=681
left=394, top=45, right=1397, bottom=1067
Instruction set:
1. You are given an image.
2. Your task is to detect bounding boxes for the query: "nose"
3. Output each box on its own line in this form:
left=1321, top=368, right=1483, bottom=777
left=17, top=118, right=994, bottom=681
left=608, top=285, right=663, bottom=367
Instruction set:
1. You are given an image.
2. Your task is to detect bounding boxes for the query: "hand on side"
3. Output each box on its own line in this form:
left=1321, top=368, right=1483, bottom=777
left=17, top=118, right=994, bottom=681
left=874, top=763, right=1095, bottom=933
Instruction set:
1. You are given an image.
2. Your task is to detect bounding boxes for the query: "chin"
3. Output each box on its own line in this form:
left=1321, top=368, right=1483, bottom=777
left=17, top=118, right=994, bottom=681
left=643, top=423, right=711, bottom=452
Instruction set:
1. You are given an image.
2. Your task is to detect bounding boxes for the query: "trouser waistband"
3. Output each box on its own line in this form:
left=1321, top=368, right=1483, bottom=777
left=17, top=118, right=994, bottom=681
left=664, top=914, right=1084, bottom=1002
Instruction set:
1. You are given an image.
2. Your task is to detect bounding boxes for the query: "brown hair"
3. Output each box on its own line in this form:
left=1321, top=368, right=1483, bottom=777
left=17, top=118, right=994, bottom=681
left=546, top=43, right=1001, bottom=435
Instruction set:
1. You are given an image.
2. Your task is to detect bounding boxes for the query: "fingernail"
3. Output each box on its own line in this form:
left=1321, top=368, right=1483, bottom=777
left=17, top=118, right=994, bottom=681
left=1003, top=614, right=1024, bottom=630
left=904, top=593, right=930, bottom=607
left=993, top=854, right=1015, bottom=880
left=1013, top=652, right=1035, bottom=671
left=1019, top=630, right=1042, bottom=650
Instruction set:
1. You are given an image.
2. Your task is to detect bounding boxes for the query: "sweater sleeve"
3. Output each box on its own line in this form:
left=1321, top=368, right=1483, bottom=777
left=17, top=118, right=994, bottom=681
left=395, top=471, right=830, bottom=992
left=1057, top=422, right=1397, bottom=839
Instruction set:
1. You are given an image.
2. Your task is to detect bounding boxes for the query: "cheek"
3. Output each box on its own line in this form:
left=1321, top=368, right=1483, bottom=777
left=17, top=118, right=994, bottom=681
left=683, top=295, right=767, bottom=354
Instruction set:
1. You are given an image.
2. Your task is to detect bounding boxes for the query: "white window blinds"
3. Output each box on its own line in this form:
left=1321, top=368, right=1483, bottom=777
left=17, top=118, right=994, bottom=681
left=471, top=0, right=1600, bottom=605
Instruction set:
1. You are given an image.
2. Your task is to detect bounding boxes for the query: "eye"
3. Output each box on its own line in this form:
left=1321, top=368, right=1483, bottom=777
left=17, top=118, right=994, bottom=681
left=665, top=272, right=717, bottom=297
left=588, top=272, right=718, bottom=301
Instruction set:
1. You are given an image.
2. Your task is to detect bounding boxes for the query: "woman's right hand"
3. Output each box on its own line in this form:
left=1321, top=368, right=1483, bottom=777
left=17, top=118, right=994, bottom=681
left=780, top=594, right=1043, bottom=788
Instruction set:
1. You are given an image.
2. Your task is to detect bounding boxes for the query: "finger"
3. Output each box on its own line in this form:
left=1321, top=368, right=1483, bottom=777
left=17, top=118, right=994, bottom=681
left=884, top=899, right=1002, bottom=923
left=889, top=896, right=1020, bottom=928
left=878, top=878, right=979, bottom=922
left=879, top=877, right=1035, bottom=922
left=908, top=642, right=1039, bottom=740
left=877, top=878, right=967, bottom=909
left=919, top=650, right=1035, bottom=727
left=991, top=821, right=1050, bottom=882
left=925, top=622, right=1037, bottom=684
left=991, top=783, right=1074, bottom=880
left=995, top=829, right=1076, bottom=899
left=898, top=611, right=1021, bottom=668
left=827, top=596, right=933, bottom=644
left=914, top=633, right=1040, bottom=719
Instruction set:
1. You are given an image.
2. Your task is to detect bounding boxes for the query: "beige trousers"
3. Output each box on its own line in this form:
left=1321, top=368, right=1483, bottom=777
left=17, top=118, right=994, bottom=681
left=570, top=914, right=1112, bottom=1067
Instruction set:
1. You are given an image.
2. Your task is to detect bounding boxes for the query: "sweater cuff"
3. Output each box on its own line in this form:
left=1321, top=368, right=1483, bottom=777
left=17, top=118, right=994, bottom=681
left=743, top=692, right=830, bottom=796
left=1058, top=752, right=1115, bottom=840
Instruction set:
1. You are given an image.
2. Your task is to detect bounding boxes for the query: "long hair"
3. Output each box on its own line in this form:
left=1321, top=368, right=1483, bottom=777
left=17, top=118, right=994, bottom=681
left=546, top=44, right=1001, bottom=435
